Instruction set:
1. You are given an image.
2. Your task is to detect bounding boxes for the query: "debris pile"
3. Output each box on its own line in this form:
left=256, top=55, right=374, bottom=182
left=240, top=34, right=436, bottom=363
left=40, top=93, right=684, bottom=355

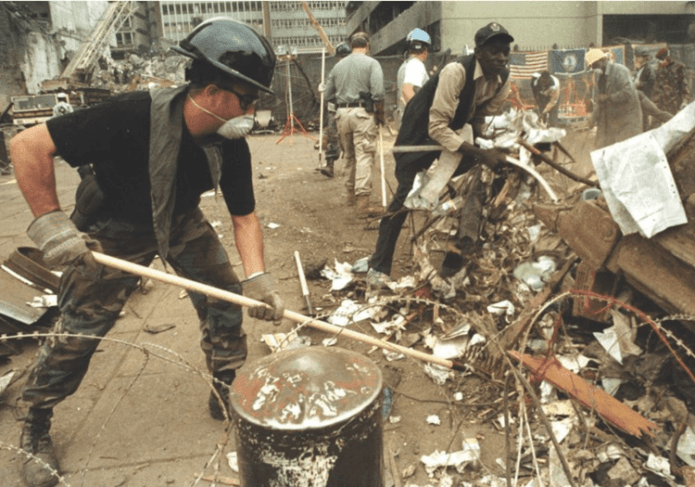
left=309, top=105, right=695, bottom=486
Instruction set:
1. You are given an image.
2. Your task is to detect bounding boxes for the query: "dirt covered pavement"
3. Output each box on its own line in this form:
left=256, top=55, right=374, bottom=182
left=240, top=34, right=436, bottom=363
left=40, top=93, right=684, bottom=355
left=0, top=129, right=511, bottom=486
left=2, top=122, right=692, bottom=487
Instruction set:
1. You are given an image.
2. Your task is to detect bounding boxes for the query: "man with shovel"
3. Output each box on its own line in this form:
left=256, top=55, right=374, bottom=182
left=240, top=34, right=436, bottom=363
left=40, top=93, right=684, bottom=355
left=367, top=22, right=514, bottom=286
left=10, top=19, right=284, bottom=487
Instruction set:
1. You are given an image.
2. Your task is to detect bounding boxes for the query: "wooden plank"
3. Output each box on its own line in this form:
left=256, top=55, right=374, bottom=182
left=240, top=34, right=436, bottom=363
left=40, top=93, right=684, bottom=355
left=509, top=351, right=660, bottom=438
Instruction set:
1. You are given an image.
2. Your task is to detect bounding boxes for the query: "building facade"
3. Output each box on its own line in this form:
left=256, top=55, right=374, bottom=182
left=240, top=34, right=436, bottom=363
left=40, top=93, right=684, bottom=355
left=112, top=1, right=152, bottom=58
left=347, top=1, right=695, bottom=54
left=150, top=1, right=348, bottom=53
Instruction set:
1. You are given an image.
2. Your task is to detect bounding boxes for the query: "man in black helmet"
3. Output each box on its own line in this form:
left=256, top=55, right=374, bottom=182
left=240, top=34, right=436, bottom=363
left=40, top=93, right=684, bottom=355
left=10, top=18, right=284, bottom=487
left=367, top=22, right=513, bottom=287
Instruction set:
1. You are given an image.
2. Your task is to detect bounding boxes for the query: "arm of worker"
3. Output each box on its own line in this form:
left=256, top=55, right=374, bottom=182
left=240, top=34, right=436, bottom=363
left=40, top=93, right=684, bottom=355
left=428, top=62, right=468, bottom=153
left=11, top=123, right=60, bottom=217
left=323, top=70, right=336, bottom=103
left=369, top=60, right=386, bottom=103
left=678, top=64, right=690, bottom=107
left=601, top=67, right=634, bottom=104
left=543, top=86, right=560, bottom=114
left=429, top=63, right=510, bottom=171
left=11, top=123, right=101, bottom=267
left=643, top=68, right=656, bottom=97
left=233, top=212, right=284, bottom=324
left=402, top=83, right=417, bottom=104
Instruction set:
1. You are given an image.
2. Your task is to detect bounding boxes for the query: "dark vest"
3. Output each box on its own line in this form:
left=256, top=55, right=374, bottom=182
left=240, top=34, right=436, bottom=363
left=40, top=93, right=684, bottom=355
left=395, top=55, right=509, bottom=168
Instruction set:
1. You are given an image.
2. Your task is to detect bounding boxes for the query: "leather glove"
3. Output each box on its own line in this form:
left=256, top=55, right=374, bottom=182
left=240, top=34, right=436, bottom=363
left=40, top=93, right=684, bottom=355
left=242, top=272, right=284, bottom=325
left=374, top=101, right=386, bottom=126
left=27, top=210, right=102, bottom=268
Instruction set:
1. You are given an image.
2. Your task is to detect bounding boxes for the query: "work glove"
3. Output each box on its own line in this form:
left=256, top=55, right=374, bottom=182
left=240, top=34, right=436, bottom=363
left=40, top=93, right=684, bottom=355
left=27, top=210, right=102, bottom=268
left=242, top=272, right=285, bottom=325
left=374, top=101, right=386, bottom=126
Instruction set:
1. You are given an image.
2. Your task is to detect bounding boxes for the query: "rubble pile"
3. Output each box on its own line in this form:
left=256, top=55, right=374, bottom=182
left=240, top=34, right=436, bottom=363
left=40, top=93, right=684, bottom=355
left=312, top=106, right=695, bottom=486
left=89, top=52, right=188, bottom=93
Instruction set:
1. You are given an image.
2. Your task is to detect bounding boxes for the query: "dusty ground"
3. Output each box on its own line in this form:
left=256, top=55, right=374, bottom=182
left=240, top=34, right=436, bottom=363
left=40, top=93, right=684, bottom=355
left=0, top=125, right=596, bottom=487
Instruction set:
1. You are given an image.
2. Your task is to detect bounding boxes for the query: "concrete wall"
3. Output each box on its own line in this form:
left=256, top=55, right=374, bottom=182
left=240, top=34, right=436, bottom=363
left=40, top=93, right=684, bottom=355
left=369, top=2, right=441, bottom=55
left=440, top=2, right=601, bottom=51
left=49, top=1, right=110, bottom=55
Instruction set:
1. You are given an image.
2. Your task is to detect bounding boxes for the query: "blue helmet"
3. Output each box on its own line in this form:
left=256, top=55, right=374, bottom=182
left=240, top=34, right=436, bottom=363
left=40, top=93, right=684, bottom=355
left=406, top=28, right=431, bottom=50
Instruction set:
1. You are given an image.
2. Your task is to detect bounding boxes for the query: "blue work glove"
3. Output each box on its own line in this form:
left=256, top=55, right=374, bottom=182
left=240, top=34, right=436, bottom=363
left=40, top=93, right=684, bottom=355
left=242, top=272, right=285, bottom=325
left=27, top=210, right=102, bottom=268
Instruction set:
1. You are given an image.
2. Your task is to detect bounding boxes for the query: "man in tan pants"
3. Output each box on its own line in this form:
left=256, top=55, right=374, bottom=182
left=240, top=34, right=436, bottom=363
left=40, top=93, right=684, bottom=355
left=324, top=32, right=386, bottom=217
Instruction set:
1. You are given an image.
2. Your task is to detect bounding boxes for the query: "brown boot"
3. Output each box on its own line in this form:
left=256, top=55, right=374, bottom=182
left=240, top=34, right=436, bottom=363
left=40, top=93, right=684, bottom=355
left=355, top=195, right=384, bottom=218
left=20, top=407, right=59, bottom=487
left=347, top=191, right=356, bottom=206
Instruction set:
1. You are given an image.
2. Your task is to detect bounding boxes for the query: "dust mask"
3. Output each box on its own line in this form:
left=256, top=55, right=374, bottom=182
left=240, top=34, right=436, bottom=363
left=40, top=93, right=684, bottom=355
left=216, top=114, right=255, bottom=139
left=188, top=95, right=254, bottom=139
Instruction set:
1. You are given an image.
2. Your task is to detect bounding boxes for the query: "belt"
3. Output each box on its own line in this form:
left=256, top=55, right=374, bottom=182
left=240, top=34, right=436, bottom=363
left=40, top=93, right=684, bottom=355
left=337, top=102, right=364, bottom=108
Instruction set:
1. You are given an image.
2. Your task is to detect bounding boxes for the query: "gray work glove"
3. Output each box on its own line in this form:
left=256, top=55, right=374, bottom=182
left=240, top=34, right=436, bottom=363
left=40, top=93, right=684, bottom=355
left=242, top=272, right=284, bottom=325
left=27, top=210, right=102, bottom=268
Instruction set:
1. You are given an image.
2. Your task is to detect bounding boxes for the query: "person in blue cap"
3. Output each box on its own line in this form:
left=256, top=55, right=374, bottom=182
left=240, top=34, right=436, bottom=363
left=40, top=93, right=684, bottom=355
left=395, top=28, right=431, bottom=127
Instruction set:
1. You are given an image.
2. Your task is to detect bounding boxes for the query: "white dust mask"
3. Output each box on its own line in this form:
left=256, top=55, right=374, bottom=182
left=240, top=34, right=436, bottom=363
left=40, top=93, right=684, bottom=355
left=216, top=114, right=255, bottom=139
left=188, top=95, right=254, bottom=139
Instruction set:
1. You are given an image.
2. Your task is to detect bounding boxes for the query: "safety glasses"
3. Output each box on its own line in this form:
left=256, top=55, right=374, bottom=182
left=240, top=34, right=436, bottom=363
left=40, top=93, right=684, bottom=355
left=218, top=84, right=260, bottom=111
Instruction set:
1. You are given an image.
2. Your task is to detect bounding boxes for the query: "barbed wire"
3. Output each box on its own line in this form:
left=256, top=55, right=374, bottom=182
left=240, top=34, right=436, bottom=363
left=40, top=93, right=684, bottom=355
left=0, top=331, right=238, bottom=486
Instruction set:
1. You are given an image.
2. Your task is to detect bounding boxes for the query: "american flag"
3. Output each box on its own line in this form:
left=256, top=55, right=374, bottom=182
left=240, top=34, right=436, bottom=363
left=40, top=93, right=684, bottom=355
left=509, top=51, right=549, bottom=79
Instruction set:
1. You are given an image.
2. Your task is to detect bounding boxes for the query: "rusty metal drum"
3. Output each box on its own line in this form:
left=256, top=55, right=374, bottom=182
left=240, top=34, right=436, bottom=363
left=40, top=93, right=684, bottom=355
left=230, top=346, right=383, bottom=486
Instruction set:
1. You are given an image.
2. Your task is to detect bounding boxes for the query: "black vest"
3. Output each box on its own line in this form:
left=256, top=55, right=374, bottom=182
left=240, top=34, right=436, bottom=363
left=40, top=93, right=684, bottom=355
left=395, top=55, right=509, bottom=168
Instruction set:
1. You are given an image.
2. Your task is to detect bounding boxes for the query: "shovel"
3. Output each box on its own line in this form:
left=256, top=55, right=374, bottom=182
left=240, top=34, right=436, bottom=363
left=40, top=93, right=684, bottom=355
left=92, top=251, right=466, bottom=372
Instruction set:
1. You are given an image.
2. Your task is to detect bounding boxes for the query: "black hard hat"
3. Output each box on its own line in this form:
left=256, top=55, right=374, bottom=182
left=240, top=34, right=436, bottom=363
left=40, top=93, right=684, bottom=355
left=335, top=42, right=351, bottom=57
left=172, top=17, right=276, bottom=94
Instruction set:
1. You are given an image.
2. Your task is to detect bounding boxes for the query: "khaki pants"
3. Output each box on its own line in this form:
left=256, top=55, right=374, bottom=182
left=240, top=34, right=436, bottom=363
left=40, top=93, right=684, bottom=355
left=335, top=107, right=377, bottom=197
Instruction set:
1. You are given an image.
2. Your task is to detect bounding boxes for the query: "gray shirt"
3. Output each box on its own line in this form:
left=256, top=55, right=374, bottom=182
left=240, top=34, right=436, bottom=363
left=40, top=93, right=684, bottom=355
left=324, top=52, right=385, bottom=104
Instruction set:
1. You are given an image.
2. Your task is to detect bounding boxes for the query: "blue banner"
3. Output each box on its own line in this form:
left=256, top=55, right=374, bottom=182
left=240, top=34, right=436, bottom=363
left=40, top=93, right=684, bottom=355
left=550, top=49, right=586, bottom=74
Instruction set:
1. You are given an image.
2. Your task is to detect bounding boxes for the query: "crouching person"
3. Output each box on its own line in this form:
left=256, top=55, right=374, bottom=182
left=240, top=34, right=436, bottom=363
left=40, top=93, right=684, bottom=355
left=10, top=19, right=284, bottom=486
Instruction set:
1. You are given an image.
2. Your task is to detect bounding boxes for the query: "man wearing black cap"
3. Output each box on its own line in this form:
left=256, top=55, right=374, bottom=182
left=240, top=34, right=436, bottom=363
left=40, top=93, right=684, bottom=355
left=366, top=22, right=513, bottom=287
left=653, top=46, right=690, bottom=116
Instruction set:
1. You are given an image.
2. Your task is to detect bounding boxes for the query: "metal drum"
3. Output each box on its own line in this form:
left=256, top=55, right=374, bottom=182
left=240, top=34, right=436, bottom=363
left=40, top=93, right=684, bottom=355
left=230, top=346, right=383, bottom=486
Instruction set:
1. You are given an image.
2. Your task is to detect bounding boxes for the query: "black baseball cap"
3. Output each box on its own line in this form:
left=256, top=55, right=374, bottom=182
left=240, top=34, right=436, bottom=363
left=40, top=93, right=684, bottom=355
left=474, top=22, right=514, bottom=47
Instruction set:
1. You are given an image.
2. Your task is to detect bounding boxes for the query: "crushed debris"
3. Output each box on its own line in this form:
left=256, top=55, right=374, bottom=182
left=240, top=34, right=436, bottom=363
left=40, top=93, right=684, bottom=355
left=307, top=103, right=695, bottom=485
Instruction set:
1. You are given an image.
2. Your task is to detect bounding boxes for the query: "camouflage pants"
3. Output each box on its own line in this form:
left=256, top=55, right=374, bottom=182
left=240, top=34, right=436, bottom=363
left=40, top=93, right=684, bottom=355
left=22, top=208, right=245, bottom=409
left=324, top=110, right=341, bottom=163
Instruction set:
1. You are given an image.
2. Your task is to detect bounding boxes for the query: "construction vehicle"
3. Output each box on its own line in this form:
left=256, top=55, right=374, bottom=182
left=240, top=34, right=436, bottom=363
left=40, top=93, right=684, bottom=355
left=12, top=1, right=135, bottom=126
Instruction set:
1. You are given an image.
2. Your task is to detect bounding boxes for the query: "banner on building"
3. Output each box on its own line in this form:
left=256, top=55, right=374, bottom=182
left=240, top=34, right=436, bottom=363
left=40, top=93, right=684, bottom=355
left=550, top=48, right=586, bottom=74
left=509, top=51, right=549, bottom=79
left=604, top=45, right=626, bottom=65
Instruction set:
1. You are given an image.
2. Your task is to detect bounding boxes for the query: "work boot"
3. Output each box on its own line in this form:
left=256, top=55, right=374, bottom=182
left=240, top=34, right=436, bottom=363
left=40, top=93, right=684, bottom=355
left=356, top=195, right=385, bottom=218
left=347, top=191, right=356, bottom=206
left=20, top=407, right=59, bottom=487
left=320, top=159, right=335, bottom=178
left=366, top=268, right=391, bottom=290
left=208, top=370, right=236, bottom=421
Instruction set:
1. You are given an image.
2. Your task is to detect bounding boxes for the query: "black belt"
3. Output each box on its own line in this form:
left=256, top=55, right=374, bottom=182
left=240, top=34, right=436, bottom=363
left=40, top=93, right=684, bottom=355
left=337, top=102, right=364, bottom=108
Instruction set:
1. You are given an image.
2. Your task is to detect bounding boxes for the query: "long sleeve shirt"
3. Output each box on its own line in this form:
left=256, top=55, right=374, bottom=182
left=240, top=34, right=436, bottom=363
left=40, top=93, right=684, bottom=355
left=428, top=60, right=511, bottom=153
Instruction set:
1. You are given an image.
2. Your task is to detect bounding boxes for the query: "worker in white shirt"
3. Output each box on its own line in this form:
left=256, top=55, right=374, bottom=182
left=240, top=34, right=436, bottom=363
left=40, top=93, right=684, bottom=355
left=395, top=28, right=431, bottom=127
